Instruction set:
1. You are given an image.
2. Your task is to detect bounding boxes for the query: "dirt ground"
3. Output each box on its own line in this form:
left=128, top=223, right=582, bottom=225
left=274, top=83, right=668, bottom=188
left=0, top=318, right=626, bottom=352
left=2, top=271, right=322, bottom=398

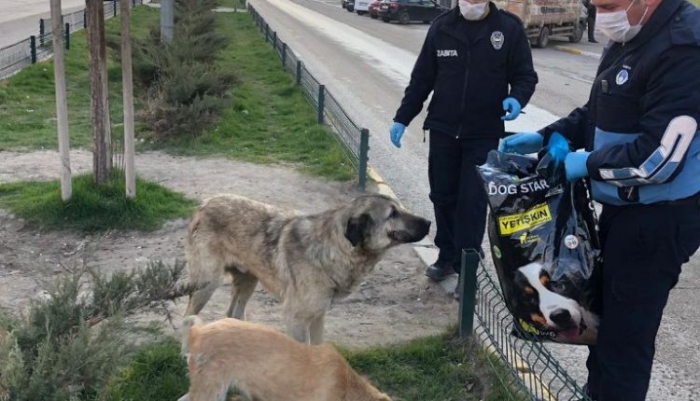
left=0, top=150, right=457, bottom=349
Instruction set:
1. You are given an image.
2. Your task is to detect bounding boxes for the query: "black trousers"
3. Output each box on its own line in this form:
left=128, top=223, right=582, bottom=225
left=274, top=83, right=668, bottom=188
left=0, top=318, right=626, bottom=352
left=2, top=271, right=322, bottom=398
left=427, top=131, right=498, bottom=272
left=587, top=7, right=597, bottom=41
left=585, top=198, right=700, bottom=400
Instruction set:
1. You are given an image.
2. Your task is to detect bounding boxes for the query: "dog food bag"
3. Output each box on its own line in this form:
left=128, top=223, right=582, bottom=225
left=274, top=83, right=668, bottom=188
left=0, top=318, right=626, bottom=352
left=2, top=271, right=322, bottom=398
left=476, top=149, right=602, bottom=345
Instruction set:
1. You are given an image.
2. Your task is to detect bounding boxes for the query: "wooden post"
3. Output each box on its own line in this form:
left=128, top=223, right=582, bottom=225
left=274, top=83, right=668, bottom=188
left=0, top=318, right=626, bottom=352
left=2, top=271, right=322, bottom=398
left=86, top=0, right=112, bottom=184
left=51, top=0, right=72, bottom=201
left=121, top=0, right=136, bottom=198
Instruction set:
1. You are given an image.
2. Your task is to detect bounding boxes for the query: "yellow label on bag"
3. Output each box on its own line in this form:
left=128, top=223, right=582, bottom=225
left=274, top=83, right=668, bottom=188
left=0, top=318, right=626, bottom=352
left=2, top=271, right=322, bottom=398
left=498, top=203, right=552, bottom=235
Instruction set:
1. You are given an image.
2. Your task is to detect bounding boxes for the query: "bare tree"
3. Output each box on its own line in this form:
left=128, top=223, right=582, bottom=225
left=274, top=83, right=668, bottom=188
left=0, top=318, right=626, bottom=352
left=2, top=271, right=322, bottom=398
left=50, top=0, right=72, bottom=200
left=86, top=0, right=111, bottom=184
left=121, top=0, right=136, bottom=198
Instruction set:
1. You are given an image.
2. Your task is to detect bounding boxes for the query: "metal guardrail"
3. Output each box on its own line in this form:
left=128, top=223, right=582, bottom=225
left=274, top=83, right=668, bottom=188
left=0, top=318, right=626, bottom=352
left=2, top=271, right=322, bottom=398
left=248, top=5, right=370, bottom=191
left=0, top=0, right=143, bottom=80
left=460, top=249, right=592, bottom=401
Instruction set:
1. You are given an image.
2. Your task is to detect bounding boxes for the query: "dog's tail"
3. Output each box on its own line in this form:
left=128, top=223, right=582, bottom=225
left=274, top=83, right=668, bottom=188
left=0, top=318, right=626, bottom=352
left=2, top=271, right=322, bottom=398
left=180, top=315, right=203, bottom=355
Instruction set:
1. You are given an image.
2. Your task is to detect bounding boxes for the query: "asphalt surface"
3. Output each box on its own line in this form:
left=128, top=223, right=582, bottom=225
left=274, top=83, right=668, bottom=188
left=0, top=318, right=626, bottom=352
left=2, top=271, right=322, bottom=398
left=0, top=0, right=86, bottom=49
left=1, top=0, right=698, bottom=399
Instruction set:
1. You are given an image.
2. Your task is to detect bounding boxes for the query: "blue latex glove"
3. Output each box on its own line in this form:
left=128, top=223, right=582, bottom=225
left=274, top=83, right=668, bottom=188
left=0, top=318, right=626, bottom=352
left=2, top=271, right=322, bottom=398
left=389, top=121, right=406, bottom=148
left=547, top=131, right=570, bottom=163
left=498, top=132, right=543, bottom=154
left=565, top=151, right=591, bottom=181
left=501, top=97, right=522, bottom=121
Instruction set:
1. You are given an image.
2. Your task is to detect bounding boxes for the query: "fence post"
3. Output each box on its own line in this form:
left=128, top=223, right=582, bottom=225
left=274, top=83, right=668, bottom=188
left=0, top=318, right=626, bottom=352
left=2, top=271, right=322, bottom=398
left=39, top=19, right=45, bottom=47
left=65, top=23, right=70, bottom=50
left=83, top=10, right=87, bottom=28
left=458, top=248, right=480, bottom=337
left=265, top=24, right=269, bottom=42
left=358, top=129, right=370, bottom=191
left=113, top=0, right=118, bottom=17
left=296, top=60, right=302, bottom=85
left=281, top=43, right=287, bottom=68
left=30, top=36, right=37, bottom=63
left=273, top=31, right=277, bottom=49
left=317, top=85, right=325, bottom=125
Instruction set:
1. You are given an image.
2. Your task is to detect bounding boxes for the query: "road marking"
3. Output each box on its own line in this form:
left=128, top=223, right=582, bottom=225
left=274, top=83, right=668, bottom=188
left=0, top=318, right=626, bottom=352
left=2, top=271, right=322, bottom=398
left=554, top=45, right=601, bottom=60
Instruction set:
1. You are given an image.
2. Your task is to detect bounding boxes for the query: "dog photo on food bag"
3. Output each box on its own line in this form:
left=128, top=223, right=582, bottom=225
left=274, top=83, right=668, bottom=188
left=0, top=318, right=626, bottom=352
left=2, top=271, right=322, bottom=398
left=478, top=149, right=603, bottom=345
left=183, top=193, right=431, bottom=345
left=511, top=261, right=599, bottom=344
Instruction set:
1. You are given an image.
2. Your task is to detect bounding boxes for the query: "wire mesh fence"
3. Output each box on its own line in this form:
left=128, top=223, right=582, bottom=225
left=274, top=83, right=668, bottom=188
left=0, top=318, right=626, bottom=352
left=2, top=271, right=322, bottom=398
left=460, top=249, right=592, bottom=401
left=0, top=0, right=143, bottom=80
left=0, top=39, right=33, bottom=79
left=248, top=4, right=370, bottom=190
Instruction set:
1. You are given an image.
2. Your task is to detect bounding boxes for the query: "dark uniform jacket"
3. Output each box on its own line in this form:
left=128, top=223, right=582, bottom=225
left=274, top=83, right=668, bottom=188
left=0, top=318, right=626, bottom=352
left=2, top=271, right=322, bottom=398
left=393, top=4, right=538, bottom=139
left=542, top=0, right=700, bottom=205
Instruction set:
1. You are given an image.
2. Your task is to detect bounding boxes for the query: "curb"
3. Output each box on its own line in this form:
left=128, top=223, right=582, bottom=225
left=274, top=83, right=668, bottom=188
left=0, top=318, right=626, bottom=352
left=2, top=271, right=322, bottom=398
left=554, top=45, right=601, bottom=60
left=366, top=166, right=402, bottom=207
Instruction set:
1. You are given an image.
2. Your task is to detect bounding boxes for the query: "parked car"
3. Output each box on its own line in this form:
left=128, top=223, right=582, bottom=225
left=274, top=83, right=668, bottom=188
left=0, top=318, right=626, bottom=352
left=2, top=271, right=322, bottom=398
left=368, top=0, right=383, bottom=18
left=345, top=0, right=355, bottom=12
left=355, top=0, right=372, bottom=15
left=378, top=0, right=447, bottom=24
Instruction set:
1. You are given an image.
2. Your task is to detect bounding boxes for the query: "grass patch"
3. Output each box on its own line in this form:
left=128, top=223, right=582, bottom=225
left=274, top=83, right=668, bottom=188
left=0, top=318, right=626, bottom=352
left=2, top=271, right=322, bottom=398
left=341, top=332, right=522, bottom=401
left=0, top=171, right=195, bottom=232
left=103, top=337, right=189, bottom=401
left=0, top=7, right=353, bottom=181
left=103, top=330, right=522, bottom=401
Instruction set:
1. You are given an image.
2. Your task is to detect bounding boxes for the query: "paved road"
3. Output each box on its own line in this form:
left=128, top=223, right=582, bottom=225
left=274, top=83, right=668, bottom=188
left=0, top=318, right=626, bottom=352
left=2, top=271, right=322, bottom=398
left=248, top=0, right=699, bottom=399
left=0, top=0, right=87, bottom=49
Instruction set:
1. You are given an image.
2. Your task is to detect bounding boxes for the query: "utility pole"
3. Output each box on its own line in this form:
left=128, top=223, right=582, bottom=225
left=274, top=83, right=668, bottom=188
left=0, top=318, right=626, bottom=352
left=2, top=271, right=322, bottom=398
left=121, top=0, right=136, bottom=198
left=51, top=0, right=72, bottom=201
left=86, top=0, right=112, bottom=184
left=160, top=0, right=174, bottom=42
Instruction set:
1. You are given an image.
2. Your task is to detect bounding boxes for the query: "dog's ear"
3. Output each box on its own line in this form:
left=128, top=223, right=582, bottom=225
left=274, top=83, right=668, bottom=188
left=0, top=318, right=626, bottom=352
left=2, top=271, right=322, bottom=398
left=345, top=213, right=372, bottom=247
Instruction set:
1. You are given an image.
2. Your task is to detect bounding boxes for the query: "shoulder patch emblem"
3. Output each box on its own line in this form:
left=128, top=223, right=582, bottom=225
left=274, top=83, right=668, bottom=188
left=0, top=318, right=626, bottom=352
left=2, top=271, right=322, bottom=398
left=491, top=31, right=504, bottom=50
left=615, top=69, right=629, bottom=85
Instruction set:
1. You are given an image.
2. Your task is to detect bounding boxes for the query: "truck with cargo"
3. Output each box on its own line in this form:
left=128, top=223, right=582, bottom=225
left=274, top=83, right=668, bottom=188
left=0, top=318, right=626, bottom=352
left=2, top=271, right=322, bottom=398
left=492, top=0, right=587, bottom=48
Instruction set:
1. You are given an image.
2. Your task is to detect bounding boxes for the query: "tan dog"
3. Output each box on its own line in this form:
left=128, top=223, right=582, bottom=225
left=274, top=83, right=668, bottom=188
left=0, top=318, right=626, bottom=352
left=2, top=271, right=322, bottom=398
left=183, top=194, right=430, bottom=344
left=177, top=316, right=393, bottom=401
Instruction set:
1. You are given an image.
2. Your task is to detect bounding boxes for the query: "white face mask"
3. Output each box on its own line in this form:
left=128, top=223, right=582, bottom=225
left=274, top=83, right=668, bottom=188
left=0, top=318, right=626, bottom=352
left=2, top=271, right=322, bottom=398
left=459, top=0, right=488, bottom=20
left=596, top=0, right=649, bottom=43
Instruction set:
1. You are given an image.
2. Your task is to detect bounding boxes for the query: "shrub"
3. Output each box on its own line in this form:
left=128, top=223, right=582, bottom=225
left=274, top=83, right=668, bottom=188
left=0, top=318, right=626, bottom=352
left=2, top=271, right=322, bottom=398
left=124, top=0, right=236, bottom=139
left=0, top=261, right=193, bottom=401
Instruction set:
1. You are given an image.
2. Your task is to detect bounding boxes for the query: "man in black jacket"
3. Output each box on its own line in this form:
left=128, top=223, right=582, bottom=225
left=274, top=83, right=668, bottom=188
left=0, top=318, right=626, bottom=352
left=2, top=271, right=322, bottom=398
left=501, top=0, right=700, bottom=398
left=388, top=0, right=538, bottom=289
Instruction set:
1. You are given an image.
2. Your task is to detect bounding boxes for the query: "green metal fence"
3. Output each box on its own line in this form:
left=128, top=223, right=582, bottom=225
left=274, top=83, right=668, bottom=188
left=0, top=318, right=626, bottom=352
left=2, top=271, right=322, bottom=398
left=0, top=0, right=143, bottom=80
left=248, top=5, right=370, bottom=191
left=460, top=248, right=592, bottom=401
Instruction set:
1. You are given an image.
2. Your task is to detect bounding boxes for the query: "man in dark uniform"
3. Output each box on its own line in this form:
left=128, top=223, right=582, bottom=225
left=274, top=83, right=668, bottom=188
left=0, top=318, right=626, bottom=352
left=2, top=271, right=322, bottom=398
left=388, top=0, right=538, bottom=292
left=501, top=0, right=700, bottom=398
left=584, top=0, right=599, bottom=43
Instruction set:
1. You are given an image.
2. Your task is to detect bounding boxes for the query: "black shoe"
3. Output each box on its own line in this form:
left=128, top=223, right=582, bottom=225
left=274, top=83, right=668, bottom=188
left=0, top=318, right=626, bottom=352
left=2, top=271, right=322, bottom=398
left=425, top=263, right=456, bottom=282
left=589, top=39, right=598, bottom=43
